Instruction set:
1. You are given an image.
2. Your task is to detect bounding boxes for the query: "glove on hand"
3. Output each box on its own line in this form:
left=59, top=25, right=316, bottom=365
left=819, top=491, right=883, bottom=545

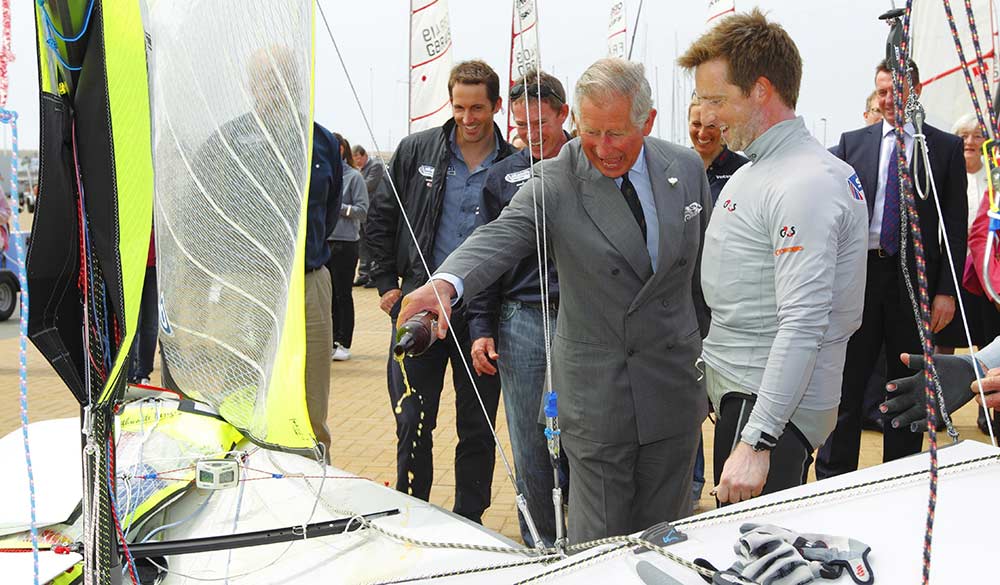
left=883, top=353, right=976, bottom=432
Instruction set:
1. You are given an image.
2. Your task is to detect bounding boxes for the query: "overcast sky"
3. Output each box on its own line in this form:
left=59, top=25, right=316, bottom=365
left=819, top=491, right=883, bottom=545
left=8, top=1, right=902, bottom=153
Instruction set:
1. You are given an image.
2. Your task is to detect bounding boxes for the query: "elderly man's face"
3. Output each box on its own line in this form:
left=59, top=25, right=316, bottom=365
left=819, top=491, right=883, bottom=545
left=577, top=94, right=655, bottom=178
left=688, top=104, right=723, bottom=161
left=694, top=58, right=762, bottom=152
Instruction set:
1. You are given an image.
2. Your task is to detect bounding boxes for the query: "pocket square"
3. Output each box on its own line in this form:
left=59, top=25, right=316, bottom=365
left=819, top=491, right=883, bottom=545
left=683, top=202, right=703, bottom=222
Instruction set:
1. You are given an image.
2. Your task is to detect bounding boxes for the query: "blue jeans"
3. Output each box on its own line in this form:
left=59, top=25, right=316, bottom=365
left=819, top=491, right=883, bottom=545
left=497, top=300, right=570, bottom=547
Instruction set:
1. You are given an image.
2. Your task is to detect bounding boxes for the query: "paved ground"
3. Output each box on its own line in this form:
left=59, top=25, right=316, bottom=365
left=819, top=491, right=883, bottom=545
left=0, top=224, right=993, bottom=541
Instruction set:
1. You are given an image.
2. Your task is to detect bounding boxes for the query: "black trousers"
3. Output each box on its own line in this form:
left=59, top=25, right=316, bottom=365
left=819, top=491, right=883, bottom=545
left=129, top=266, right=159, bottom=381
left=326, top=240, right=359, bottom=348
left=713, top=392, right=812, bottom=504
left=386, top=302, right=501, bottom=523
left=356, top=223, right=370, bottom=279
left=816, top=252, right=925, bottom=479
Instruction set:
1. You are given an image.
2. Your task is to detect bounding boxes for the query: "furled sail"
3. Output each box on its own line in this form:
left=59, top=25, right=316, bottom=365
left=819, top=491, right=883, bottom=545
left=29, top=0, right=154, bottom=408
left=508, top=0, right=538, bottom=141
left=911, top=0, right=998, bottom=133
left=147, top=0, right=316, bottom=452
left=409, top=0, right=453, bottom=133
left=707, top=0, right=736, bottom=24
left=607, top=1, right=627, bottom=58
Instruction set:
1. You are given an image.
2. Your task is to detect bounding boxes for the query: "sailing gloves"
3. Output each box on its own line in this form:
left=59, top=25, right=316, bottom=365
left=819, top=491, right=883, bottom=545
left=883, top=353, right=978, bottom=432
left=711, top=524, right=874, bottom=585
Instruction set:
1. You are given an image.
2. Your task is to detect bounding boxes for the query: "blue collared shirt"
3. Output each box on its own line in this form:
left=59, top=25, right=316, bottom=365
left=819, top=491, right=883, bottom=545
left=432, top=128, right=501, bottom=270
left=614, top=146, right=659, bottom=272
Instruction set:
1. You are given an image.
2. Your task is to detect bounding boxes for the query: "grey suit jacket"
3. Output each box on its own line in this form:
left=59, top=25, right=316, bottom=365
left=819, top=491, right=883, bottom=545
left=438, top=137, right=712, bottom=444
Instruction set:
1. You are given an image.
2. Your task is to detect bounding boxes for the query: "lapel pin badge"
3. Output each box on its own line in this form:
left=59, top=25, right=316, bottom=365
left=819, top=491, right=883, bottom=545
left=668, top=177, right=679, bottom=186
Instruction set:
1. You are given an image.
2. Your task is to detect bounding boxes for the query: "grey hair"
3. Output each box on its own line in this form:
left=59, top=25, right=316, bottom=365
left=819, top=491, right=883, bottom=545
left=952, top=112, right=981, bottom=135
left=573, top=58, right=653, bottom=128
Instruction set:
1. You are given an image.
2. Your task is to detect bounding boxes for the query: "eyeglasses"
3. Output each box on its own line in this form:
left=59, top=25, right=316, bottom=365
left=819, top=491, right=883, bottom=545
left=696, top=95, right=728, bottom=108
left=509, top=82, right=565, bottom=104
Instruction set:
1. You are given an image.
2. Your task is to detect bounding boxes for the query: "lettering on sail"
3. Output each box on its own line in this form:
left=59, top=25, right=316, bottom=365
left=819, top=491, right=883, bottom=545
left=421, top=14, right=451, bottom=59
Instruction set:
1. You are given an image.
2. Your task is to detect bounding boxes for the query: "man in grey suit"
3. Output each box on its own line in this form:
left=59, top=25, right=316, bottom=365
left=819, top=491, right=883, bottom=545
left=398, top=58, right=712, bottom=543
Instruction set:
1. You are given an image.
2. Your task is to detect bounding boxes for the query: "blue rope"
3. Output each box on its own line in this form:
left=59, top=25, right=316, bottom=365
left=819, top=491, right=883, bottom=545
left=37, top=0, right=96, bottom=43
left=1, top=108, right=39, bottom=585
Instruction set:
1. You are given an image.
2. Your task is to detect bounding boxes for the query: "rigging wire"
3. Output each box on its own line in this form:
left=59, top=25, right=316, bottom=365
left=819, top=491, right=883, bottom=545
left=2, top=108, right=40, bottom=585
left=315, top=0, right=527, bottom=527
left=888, top=5, right=941, bottom=583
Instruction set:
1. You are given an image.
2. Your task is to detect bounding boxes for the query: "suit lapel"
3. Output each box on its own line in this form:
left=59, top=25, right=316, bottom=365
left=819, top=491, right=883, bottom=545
left=578, top=157, right=653, bottom=282
left=863, top=125, right=881, bottom=218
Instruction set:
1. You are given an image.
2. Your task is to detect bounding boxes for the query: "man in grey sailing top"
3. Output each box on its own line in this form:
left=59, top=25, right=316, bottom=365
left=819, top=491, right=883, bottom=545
left=679, top=9, right=869, bottom=504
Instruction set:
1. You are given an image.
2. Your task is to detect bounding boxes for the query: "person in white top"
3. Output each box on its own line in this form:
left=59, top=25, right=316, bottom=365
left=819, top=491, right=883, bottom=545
left=679, top=9, right=869, bottom=505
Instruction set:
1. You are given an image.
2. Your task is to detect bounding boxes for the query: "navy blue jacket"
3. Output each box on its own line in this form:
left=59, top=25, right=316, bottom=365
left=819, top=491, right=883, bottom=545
left=305, top=123, right=343, bottom=271
left=706, top=146, right=749, bottom=204
left=467, top=146, right=562, bottom=341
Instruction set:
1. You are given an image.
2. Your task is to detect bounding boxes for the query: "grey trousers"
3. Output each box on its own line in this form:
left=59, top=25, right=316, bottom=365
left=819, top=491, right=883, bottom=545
left=305, top=266, right=333, bottom=459
left=562, top=429, right=699, bottom=545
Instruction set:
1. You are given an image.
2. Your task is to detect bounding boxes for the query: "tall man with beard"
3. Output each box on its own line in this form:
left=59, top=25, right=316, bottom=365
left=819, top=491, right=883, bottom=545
left=679, top=9, right=869, bottom=504
left=366, top=60, right=514, bottom=523
left=466, top=69, right=572, bottom=546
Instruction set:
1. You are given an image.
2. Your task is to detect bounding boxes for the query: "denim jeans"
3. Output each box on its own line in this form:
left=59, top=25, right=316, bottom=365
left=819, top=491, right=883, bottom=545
left=496, top=300, right=569, bottom=547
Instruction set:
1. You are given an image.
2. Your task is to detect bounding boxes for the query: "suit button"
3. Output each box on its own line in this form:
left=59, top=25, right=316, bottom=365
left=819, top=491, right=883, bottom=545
left=611, top=268, right=620, bottom=276
left=627, top=348, right=636, bottom=356
left=679, top=259, right=687, bottom=267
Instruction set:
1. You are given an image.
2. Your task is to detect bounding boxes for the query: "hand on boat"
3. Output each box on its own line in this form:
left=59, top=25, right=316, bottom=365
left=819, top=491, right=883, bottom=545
left=397, top=279, right=456, bottom=339
left=883, top=353, right=977, bottom=432
left=380, top=288, right=402, bottom=315
left=471, top=337, right=499, bottom=376
left=714, top=442, right=769, bottom=504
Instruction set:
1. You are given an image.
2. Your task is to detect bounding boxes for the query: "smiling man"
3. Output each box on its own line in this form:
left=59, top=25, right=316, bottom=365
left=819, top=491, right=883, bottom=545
left=689, top=100, right=749, bottom=204
left=397, top=58, right=713, bottom=543
left=365, top=60, right=514, bottom=523
left=464, top=69, right=571, bottom=547
left=678, top=9, right=868, bottom=505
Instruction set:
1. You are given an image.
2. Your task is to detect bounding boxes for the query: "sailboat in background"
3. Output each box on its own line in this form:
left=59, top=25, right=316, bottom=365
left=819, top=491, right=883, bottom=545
left=607, top=1, right=627, bottom=59
left=507, top=0, right=538, bottom=141
left=706, top=0, right=735, bottom=24
left=409, top=0, right=454, bottom=134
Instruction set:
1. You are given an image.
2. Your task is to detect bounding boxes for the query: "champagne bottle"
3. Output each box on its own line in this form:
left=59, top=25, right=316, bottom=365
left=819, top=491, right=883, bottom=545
left=393, top=311, right=438, bottom=357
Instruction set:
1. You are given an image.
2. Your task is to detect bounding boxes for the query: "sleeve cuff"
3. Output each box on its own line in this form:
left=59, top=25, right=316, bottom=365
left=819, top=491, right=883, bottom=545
left=432, top=273, right=464, bottom=304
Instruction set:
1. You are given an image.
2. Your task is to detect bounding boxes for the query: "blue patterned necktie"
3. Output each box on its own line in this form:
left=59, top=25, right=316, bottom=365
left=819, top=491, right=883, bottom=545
left=880, top=136, right=901, bottom=256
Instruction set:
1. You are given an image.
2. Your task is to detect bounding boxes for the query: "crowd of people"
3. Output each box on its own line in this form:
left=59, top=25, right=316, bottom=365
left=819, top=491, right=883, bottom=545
left=129, top=9, right=1000, bottom=549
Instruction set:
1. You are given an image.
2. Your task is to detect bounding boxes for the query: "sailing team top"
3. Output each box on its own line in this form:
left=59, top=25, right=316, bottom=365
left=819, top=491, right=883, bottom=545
left=9, top=1, right=1000, bottom=584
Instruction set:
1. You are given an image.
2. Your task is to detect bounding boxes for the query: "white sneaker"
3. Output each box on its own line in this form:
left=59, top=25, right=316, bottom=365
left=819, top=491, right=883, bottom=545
left=332, top=344, right=351, bottom=361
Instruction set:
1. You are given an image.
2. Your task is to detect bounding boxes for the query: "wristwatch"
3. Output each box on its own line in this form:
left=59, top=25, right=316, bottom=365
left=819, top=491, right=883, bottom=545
left=741, top=428, right=778, bottom=452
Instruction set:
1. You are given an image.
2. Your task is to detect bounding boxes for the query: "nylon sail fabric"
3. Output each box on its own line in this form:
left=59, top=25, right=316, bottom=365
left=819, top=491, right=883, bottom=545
left=148, top=0, right=316, bottom=452
left=507, top=0, right=538, bottom=141
left=607, top=1, right=627, bottom=58
left=410, top=0, right=453, bottom=133
left=911, top=0, right=999, bottom=134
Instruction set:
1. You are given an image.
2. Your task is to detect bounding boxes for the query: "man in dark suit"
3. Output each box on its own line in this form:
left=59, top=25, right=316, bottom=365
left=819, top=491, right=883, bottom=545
left=816, top=59, right=968, bottom=479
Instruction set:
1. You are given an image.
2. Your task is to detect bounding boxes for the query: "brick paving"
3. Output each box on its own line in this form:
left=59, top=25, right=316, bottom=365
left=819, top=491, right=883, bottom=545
left=0, top=230, right=992, bottom=541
